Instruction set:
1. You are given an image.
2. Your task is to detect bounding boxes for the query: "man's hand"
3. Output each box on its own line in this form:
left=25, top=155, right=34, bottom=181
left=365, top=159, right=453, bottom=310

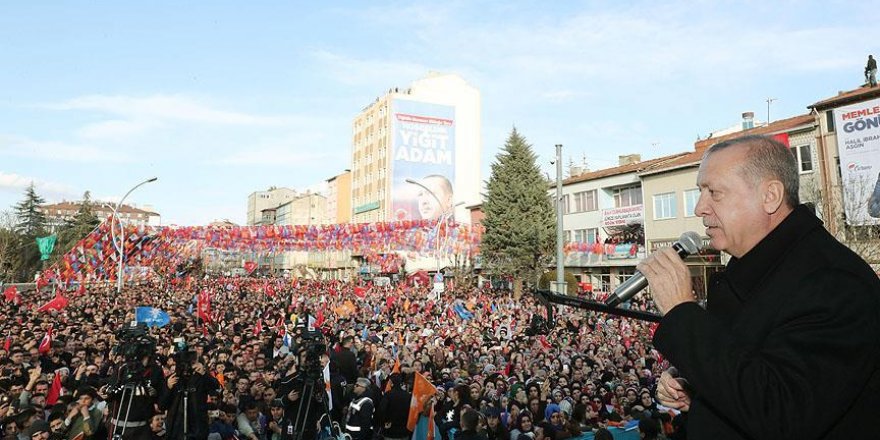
left=167, top=373, right=179, bottom=390
left=637, top=247, right=695, bottom=315
left=287, top=389, right=300, bottom=402
left=269, top=421, right=281, bottom=433
left=656, top=370, right=691, bottom=411
left=27, top=365, right=42, bottom=387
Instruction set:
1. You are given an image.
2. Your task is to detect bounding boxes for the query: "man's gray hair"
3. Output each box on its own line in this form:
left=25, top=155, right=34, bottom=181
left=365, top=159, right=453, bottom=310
left=704, top=135, right=800, bottom=208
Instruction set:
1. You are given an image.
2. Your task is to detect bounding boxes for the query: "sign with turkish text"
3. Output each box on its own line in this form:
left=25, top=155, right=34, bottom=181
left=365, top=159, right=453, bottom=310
left=833, top=97, right=880, bottom=225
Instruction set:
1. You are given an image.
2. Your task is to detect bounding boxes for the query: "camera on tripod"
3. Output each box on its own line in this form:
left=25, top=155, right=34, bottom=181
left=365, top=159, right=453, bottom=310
left=298, top=328, right=327, bottom=381
left=170, top=337, right=197, bottom=379
left=112, top=323, right=156, bottom=380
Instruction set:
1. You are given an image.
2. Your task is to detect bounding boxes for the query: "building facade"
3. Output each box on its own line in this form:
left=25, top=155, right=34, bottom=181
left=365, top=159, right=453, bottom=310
left=351, top=72, right=481, bottom=225
left=41, top=201, right=160, bottom=232
left=246, top=187, right=297, bottom=226
left=556, top=153, right=688, bottom=294
left=326, top=170, right=352, bottom=224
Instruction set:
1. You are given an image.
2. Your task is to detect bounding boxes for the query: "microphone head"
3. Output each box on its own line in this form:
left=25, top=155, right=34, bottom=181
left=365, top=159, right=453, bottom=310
left=678, top=231, right=703, bottom=255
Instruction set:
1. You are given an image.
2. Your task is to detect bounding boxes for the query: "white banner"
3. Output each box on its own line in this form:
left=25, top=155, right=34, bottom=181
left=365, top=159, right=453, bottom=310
left=833, top=97, right=880, bottom=225
left=601, top=205, right=644, bottom=227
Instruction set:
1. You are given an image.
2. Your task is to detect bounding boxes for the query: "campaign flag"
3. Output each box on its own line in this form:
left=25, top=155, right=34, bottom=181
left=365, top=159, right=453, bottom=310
left=3, top=335, right=11, bottom=351
left=274, top=316, right=286, bottom=336
left=253, top=318, right=263, bottom=336
left=46, top=371, right=62, bottom=405
left=135, top=307, right=171, bottom=328
left=39, top=325, right=54, bottom=354
left=37, top=293, right=68, bottom=313
left=385, top=357, right=401, bottom=392
left=407, top=372, right=437, bottom=432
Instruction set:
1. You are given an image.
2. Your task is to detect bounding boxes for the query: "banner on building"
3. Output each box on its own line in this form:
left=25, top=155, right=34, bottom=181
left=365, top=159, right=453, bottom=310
left=833, top=97, right=880, bottom=225
left=390, top=99, right=456, bottom=222
left=601, top=205, right=643, bottom=227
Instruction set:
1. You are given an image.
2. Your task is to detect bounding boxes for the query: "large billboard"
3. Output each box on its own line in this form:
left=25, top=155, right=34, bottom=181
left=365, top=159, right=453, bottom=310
left=390, top=99, right=456, bottom=221
left=833, top=97, right=880, bottom=225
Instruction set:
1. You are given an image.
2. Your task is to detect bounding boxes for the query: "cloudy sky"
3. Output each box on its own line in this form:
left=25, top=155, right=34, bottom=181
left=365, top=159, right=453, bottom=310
left=0, top=1, right=873, bottom=225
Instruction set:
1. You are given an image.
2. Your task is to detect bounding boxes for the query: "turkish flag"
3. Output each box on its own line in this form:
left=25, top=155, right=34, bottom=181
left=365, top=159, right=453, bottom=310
left=197, top=290, right=212, bottom=322
left=39, top=325, right=54, bottom=354
left=38, top=293, right=69, bottom=313
left=253, top=318, right=263, bottom=336
left=3, top=286, right=17, bottom=303
left=3, top=335, right=11, bottom=351
left=46, top=371, right=62, bottom=405
left=244, top=261, right=257, bottom=274
left=354, top=286, right=366, bottom=299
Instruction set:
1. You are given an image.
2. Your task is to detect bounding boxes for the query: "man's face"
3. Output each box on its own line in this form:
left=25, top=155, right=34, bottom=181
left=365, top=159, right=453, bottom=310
left=49, top=418, right=65, bottom=433
left=77, top=394, right=93, bottom=408
left=34, top=383, right=49, bottom=395
left=245, top=408, right=259, bottom=421
left=271, top=406, right=284, bottom=421
left=237, top=379, right=250, bottom=393
left=696, top=146, right=770, bottom=258
left=11, top=352, right=23, bottom=364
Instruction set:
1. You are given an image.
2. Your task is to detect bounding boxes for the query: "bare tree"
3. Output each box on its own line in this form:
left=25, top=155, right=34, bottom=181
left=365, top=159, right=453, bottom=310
left=802, top=175, right=880, bottom=269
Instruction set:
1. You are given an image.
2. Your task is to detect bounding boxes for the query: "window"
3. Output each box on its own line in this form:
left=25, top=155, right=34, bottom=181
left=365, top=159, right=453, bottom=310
left=573, top=190, right=598, bottom=212
left=653, top=192, right=676, bottom=219
left=559, top=195, right=571, bottom=214
left=564, top=231, right=572, bottom=243
left=613, top=185, right=642, bottom=208
left=791, top=145, right=813, bottom=173
left=574, top=228, right=599, bottom=243
left=826, top=111, right=835, bottom=133
left=684, top=189, right=700, bottom=217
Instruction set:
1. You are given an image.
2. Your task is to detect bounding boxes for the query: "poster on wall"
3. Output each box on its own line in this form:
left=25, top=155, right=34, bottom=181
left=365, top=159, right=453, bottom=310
left=833, top=97, right=880, bottom=225
left=390, top=98, right=456, bottom=222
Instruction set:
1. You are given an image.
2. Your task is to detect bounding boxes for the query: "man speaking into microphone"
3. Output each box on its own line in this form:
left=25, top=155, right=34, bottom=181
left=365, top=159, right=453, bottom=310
left=637, top=135, right=880, bottom=439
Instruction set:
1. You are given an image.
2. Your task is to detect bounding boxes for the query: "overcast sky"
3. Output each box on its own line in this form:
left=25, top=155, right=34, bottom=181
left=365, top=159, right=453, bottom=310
left=1, top=1, right=874, bottom=225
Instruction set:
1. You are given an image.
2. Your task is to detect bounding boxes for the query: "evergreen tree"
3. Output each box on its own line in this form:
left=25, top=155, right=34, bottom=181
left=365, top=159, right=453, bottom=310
left=52, top=191, right=100, bottom=265
left=14, top=182, right=47, bottom=237
left=482, top=128, right=556, bottom=297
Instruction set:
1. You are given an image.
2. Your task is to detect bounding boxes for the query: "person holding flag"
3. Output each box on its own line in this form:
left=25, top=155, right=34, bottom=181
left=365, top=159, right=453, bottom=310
left=378, top=374, right=412, bottom=440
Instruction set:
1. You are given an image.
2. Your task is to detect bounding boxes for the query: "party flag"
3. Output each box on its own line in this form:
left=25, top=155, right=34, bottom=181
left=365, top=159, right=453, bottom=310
left=135, top=307, right=171, bottom=328
left=407, top=372, right=437, bottom=432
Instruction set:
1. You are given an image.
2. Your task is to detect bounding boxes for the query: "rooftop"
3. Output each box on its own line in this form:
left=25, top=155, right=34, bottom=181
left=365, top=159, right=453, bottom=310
left=809, top=85, right=880, bottom=111
left=41, top=201, right=158, bottom=216
left=562, top=152, right=692, bottom=185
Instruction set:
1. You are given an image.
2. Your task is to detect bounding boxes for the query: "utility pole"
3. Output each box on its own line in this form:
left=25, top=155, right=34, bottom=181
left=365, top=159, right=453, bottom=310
left=555, top=144, right=565, bottom=294
left=766, top=97, right=777, bottom=126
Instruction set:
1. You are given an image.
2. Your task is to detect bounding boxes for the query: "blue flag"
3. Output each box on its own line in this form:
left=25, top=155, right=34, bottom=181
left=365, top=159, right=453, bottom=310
left=136, top=307, right=171, bottom=328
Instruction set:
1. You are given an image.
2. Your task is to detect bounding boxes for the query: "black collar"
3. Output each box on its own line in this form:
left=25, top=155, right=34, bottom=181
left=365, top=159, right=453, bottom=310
left=724, top=205, right=823, bottom=301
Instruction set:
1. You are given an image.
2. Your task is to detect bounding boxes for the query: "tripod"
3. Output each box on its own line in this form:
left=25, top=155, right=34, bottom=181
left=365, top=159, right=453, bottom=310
left=289, top=374, right=348, bottom=440
left=109, top=364, right=153, bottom=440
left=167, top=375, right=197, bottom=439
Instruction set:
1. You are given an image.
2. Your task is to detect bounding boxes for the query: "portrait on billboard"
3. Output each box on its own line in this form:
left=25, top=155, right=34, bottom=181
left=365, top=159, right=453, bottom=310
left=390, top=99, right=456, bottom=221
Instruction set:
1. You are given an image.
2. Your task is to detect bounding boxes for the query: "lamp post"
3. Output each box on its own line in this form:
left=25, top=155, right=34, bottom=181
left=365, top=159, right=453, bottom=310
left=111, top=177, right=157, bottom=293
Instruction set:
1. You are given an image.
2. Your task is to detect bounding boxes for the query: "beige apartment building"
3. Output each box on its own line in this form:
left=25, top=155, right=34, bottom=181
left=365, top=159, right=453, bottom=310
left=326, top=170, right=352, bottom=224
left=351, top=72, right=481, bottom=225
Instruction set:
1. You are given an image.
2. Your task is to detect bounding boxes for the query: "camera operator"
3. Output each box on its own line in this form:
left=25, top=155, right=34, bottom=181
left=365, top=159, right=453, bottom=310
left=106, top=325, right=166, bottom=440
left=276, top=330, right=333, bottom=440
left=161, top=346, right=222, bottom=440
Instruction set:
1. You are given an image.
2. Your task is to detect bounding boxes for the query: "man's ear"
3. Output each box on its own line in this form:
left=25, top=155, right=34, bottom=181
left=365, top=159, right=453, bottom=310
left=762, top=180, right=785, bottom=214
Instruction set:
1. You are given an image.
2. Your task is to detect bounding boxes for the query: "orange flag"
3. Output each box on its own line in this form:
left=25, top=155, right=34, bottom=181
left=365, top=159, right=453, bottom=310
left=407, top=371, right=437, bottom=432
left=385, top=357, right=401, bottom=392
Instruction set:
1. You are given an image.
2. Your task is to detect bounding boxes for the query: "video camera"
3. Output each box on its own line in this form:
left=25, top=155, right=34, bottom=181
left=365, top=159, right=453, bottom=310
left=170, top=337, right=198, bottom=379
left=113, top=322, right=156, bottom=363
left=299, top=326, right=327, bottom=381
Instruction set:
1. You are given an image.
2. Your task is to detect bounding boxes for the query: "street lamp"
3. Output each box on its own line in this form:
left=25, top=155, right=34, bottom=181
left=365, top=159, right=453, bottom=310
left=111, top=177, right=158, bottom=293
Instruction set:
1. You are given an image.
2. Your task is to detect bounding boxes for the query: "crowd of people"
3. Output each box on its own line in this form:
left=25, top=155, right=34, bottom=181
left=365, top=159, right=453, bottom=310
left=0, top=275, right=677, bottom=440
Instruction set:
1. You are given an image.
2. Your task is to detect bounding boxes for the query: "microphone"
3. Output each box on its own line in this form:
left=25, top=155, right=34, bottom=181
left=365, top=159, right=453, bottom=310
left=604, top=231, right=703, bottom=308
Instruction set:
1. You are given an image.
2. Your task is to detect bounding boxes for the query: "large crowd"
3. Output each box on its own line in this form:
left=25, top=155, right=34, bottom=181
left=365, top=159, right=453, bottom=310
left=0, top=275, right=680, bottom=440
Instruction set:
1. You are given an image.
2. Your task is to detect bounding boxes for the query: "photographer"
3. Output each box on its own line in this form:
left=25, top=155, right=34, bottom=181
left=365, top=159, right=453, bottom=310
left=277, top=333, right=332, bottom=440
left=161, top=354, right=221, bottom=440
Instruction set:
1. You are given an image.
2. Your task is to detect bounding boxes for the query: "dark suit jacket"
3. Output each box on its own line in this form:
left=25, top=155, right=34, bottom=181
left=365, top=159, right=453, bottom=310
left=332, top=348, right=358, bottom=384
left=654, top=205, right=880, bottom=439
